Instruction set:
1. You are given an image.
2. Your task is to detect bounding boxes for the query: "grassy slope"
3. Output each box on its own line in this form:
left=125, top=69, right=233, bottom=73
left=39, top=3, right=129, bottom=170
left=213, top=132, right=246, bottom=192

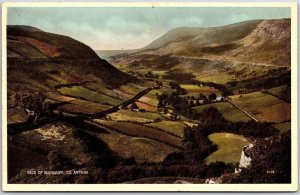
left=98, top=133, right=178, bottom=163
left=267, top=85, right=291, bottom=102
left=58, top=86, right=123, bottom=106
left=146, top=121, right=186, bottom=137
left=206, top=133, right=249, bottom=164
left=98, top=120, right=182, bottom=148
left=194, top=102, right=251, bottom=122
left=230, top=92, right=291, bottom=122
left=107, top=110, right=164, bottom=123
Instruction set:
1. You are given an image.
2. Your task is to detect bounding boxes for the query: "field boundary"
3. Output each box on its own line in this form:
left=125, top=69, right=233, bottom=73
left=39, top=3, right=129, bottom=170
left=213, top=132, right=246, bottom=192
left=264, top=91, right=291, bottom=104
left=227, top=100, right=259, bottom=122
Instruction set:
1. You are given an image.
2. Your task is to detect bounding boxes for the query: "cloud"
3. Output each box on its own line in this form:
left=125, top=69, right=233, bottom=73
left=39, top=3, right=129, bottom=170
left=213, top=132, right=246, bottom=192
left=7, top=7, right=291, bottom=50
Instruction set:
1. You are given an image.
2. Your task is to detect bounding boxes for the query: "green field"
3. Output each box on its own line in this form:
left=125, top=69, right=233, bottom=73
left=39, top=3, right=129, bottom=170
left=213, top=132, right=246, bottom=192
left=230, top=92, right=291, bottom=123
left=206, top=133, right=249, bottom=164
left=267, top=85, right=291, bottom=102
left=118, top=83, right=146, bottom=96
left=195, top=72, right=235, bottom=84
left=99, top=120, right=182, bottom=148
left=107, top=110, right=164, bottom=123
left=194, top=102, right=251, bottom=122
left=180, top=84, right=220, bottom=96
left=146, top=121, right=187, bottom=137
left=58, top=86, right=123, bottom=106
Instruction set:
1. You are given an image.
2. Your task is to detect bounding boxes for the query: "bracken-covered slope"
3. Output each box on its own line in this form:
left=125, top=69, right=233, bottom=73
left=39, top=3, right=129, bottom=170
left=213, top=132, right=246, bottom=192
left=7, top=25, right=138, bottom=90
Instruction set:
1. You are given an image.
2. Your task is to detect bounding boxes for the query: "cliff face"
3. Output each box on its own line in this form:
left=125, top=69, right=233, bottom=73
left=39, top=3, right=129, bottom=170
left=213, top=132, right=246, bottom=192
left=238, top=144, right=254, bottom=170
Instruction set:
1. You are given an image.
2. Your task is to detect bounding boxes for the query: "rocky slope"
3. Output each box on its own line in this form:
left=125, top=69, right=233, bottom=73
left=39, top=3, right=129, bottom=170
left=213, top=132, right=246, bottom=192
left=107, top=19, right=290, bottom=87
left=110, top=19, right=290, bottom=67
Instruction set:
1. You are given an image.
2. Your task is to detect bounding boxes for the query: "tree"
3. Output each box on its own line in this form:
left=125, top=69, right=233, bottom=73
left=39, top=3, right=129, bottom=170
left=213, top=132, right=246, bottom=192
left=145, top=71, right=154, bottom=78
left=130, top=103, right=139, bottom=111
left=208, top=93, right=217, bottom=101
left=12, top=90, right=49, bottom=119
left=189, top=100, right=195, bottom=107
left=199, top=93, right=207, bottom=100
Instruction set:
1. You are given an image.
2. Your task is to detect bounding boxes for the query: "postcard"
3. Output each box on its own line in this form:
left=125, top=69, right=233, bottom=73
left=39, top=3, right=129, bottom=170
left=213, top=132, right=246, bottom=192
left=2, top=2, right=298, bottom=191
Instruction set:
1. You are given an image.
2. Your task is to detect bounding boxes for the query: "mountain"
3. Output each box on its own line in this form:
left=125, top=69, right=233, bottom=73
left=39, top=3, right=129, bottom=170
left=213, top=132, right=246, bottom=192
left=95, top=49, right=138, bottom=60
left=112, top=19, right=290, bottom=66
left=109, top=19, right=291, bottom=85
left=7, top=25, right=146, bottom=123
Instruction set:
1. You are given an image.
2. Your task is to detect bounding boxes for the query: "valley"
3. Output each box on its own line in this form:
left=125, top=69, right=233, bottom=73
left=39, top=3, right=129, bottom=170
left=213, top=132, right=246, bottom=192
left=7, top=18, right=291, bottom=184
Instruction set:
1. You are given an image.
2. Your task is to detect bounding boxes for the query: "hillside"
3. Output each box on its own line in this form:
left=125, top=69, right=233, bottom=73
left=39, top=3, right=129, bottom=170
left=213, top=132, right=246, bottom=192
left=7, top=25, right=146, bottom=123
left=7, top=25, right=138, bottom=86
left=7, top=22, right=291, bottom=184
left=111, top=19, right=290, bottom=66
left=109, top=19, right=290, bottom=87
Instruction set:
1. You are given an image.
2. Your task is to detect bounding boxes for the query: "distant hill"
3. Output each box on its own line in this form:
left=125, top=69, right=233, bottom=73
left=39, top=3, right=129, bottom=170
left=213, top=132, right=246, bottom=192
left=95, top=49, right=138, bottom=60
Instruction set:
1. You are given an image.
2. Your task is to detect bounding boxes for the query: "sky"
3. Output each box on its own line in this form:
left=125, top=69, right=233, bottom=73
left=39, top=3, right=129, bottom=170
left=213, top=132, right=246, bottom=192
left=7, top=7, right=291, bottom=50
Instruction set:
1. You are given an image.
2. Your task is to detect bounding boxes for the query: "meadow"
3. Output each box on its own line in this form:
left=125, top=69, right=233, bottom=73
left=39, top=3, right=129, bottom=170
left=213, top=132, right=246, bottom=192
left=193, top=102, right=251, bottom=122
left=205, top=133, right=249, bottom=164
left=106, top=110, right=164, bottom=123
left=180, top=84, right=220, bottom=96
left=58, top=86, right=123, bottom=106
left=146, top=121, right=187, bottom=137
left=230, top=92, right=291, bottom=122
left=99, top=120, right=183, bottom=148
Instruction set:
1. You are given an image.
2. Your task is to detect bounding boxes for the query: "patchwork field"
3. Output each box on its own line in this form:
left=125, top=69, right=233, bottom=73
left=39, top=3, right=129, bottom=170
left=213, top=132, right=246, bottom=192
left=118, top=83, right=147, bottom=96
left=146, top=121, right=187, bottom=137
left=97, top=133, right=178, bottom=162
left=58, top=86, right=123, bottom=106
left=230, top=92, right=291, bottom=123
left=141, top=86, right=174, bottom=106
left=98, top=120, right=182, bottom=148
left=194, top=102, right=251, bottom=122
left=205, top=133, right=249, bottom=164
left=267, top=85, right=291, bottom=102
left=180, top=84, right=220, bottom=96
left=138, top=96, right=158, bottom=107
left=135, top=102, right=157, bottom=112
left=58, top=99, right=112, bottom=115
left=106, top=110, right=164, bottom=123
